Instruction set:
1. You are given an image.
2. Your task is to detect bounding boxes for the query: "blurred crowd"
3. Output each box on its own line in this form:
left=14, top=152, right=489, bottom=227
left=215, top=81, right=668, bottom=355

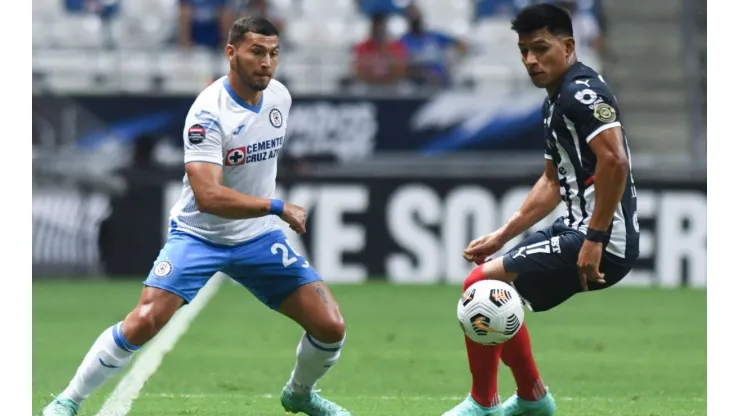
left=59, top=0, right=605, bottom=90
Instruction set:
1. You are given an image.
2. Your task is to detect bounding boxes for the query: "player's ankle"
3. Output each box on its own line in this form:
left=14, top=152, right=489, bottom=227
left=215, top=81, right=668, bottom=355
left=470, top=391, right=499, bottom=409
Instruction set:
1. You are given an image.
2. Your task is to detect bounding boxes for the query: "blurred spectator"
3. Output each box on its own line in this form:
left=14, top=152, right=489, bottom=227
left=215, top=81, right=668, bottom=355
left=232, top=0, right=287, bottom=34
left=356, top=0, right=412, bottom=16
left=400, top=4, right=468, bottom=88
left=472, top=0, right=526, bottom=20
left=553, top=0, right=603, bottom=59
left=65, top=0, right=120, bottom=18
left=351, top=14, right=408, bottom=86
left=178, top=0, right=236, bottom=50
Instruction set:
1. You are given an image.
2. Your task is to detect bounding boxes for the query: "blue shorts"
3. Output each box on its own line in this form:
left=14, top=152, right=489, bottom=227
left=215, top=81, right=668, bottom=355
left=143, top=228, right=321, bottom=310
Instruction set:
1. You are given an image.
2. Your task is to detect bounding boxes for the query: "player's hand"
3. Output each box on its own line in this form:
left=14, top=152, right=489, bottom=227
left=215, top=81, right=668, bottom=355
left=463, top=228, right=508, bottom=265
left=577, top=240, right=606, bottom=291
left=281, top=203, right=307, bottom=235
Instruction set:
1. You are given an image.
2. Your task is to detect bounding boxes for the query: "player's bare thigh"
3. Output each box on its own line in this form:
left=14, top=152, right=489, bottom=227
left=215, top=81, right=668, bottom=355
left=481, top=256, right=519, bottom=282
left=278, top=281, right=345, bottom=344
left=121, top=286, right=185, bottom=346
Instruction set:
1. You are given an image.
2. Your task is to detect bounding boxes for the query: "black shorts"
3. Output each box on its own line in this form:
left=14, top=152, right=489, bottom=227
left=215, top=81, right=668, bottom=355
left=502, top=217, right=636, bottom=312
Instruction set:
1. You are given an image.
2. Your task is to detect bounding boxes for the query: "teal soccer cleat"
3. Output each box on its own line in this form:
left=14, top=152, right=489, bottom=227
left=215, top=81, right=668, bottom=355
left=40, top=396, right=79, bottom=416
left=442, top=394, right=503, bottom=416
left=280, top=385, right=352, bottom=416
left=500, top=391, right=556, bottom=416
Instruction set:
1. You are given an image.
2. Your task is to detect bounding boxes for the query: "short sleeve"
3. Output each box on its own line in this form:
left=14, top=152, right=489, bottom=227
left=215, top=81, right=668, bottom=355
left=561, top=77, right=621, bottom=144
left=182, top=108, right=223, bottom=166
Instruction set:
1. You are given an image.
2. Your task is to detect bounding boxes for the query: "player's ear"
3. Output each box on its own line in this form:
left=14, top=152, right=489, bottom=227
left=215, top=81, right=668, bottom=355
left=563, top=36, right=575, bottom=59
left=225, top=44, right=236, bottom=61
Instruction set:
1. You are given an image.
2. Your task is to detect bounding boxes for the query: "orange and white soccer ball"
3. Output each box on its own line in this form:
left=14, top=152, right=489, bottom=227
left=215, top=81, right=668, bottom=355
left=457, top=279, right=525, bottom=345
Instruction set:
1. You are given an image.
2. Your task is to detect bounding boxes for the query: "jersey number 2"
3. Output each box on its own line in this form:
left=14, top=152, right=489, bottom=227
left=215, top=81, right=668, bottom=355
left=271, top=241, right=310, bottom=268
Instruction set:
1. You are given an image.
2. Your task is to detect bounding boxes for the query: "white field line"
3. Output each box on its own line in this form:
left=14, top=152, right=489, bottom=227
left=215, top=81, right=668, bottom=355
left=95, top=273, right=225, bottom=416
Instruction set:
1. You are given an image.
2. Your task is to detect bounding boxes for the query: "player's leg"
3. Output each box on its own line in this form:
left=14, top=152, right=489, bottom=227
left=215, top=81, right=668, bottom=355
left=226, top=230, right=351, bottom=415
left=448, top=225, right=572, bottom=416
left=443, top=265, right=505, bottom=416
left=41, top=231, right=227, bottom=416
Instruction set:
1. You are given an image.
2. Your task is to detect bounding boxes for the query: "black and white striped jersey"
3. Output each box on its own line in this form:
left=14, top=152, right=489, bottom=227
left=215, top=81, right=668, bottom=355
left=542, top=61, right=639, bottom=260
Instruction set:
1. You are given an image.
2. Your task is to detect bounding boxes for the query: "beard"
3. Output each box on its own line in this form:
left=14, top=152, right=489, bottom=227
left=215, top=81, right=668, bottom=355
left=234, top=56, right=271, bottom=92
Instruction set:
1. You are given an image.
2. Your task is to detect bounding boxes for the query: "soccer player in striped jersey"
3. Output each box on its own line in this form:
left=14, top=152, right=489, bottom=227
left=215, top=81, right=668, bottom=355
left=41, top=17, right=351, bottom=416
left=444, top=4, right=639, bottom=416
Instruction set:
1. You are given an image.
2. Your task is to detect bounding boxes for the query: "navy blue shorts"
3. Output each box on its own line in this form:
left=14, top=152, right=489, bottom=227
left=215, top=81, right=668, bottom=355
left=143, top=228, right=321, bottom=310
left=502, top=218, right=636, bottom=312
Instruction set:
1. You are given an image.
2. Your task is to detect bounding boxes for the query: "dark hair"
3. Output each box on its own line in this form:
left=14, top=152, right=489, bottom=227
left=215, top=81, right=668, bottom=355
left=510, top=4, right=573, bottom=37
left=228, top=16, right=280, bottom=46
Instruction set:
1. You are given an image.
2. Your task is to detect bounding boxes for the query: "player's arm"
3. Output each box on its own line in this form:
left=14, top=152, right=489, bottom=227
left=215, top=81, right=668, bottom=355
left=186, top=162, right=272, bottom=219
left=586, top=127, right=628, bottom=232
left=498, top=158, right=561, bottom=241
left=563, top=78, right=628, bottom=234
left=181, top=111, right=280, bottom=220
left=464, top=158, right=560, bottom=262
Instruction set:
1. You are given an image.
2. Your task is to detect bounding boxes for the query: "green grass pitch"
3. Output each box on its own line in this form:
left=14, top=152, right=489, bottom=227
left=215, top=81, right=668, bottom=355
left=33, top=280, right=706, bottom=415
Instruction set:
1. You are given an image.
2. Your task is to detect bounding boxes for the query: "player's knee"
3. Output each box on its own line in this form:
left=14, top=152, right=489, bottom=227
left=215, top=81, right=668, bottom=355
left=123, top=304, right=169, bottom=345
left=310, top=317, right=346, bottom=344
left=463, top=265, right=487, bottom=291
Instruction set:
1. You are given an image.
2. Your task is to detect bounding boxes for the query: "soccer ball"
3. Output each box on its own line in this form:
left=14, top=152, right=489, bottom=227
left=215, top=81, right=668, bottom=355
left=457, top=279, right=525, bottom=345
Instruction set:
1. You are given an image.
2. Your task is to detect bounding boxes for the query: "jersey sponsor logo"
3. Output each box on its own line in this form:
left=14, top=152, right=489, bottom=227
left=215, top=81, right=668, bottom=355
left=575, top=88, right=599, bottom=105
left=225, top=147, right=247, bottom=166
left=188, top=124, right=206, bottom=144
left=633, top=211, right=640, bottom=232
left=269, top=108, right=283, bottom=128
left=593, top=103, right=617, bottom=123
left=154, top=260, right=173, bottom=277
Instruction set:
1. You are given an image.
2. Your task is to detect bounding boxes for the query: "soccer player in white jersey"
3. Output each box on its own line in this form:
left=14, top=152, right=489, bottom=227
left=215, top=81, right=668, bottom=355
left=42, top=17, right=352, bottom=416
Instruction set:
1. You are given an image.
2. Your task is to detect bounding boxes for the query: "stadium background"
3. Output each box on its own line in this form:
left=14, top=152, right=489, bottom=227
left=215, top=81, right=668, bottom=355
left=32, top=0, right=707, bottom=415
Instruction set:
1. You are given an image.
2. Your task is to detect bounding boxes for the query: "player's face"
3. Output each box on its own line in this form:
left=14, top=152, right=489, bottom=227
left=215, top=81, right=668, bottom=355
left=517, top=29, right=574, bottom=89
left=227, top=32, right=280, bottom=92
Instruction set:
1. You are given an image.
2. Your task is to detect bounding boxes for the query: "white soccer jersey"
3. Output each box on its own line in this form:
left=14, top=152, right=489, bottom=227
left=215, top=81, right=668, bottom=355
left=169, top=76, right=291, bottom=245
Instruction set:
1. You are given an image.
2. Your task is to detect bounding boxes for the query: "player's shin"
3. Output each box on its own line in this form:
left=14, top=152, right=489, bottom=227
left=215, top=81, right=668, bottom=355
left=465, top=336, right=502, bottom=407
left=462, top=266, right=503, bottom=407
left=60, top=322, right=141, bottom=404
left=288, top=332, right=345, bottom=395
left=500, top=323, right=546, bottom=401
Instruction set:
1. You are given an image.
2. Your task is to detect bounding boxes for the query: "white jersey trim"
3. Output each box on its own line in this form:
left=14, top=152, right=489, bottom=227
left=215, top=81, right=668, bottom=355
left=585, top=121, right=621, bottom=143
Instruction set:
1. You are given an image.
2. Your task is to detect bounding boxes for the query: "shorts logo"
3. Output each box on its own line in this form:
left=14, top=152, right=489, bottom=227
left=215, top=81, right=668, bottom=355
left=225, top=147, right=246, bottom=166
left=154, top=260, right=173, bottom=277
left=550, top=237, right=561, bottom=253
left=269, top=108, right=283, bottom=128
left=188, top=124, right=206, bottom=144
left=512, top=240, right=553, bottom=259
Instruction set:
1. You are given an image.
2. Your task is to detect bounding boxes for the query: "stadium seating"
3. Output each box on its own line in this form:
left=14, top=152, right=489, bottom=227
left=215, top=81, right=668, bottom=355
left=32, top=0, right=543, bottom=94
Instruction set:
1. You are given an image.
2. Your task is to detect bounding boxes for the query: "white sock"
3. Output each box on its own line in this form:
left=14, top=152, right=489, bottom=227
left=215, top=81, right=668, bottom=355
left=288, top=332, right=345, bottom=395
left=61, top=322, right=140, bottom=404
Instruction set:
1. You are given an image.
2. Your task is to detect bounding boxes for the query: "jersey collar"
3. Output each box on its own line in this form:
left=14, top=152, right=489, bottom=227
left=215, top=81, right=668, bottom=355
left=223, top=78, right=264, bottom=114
